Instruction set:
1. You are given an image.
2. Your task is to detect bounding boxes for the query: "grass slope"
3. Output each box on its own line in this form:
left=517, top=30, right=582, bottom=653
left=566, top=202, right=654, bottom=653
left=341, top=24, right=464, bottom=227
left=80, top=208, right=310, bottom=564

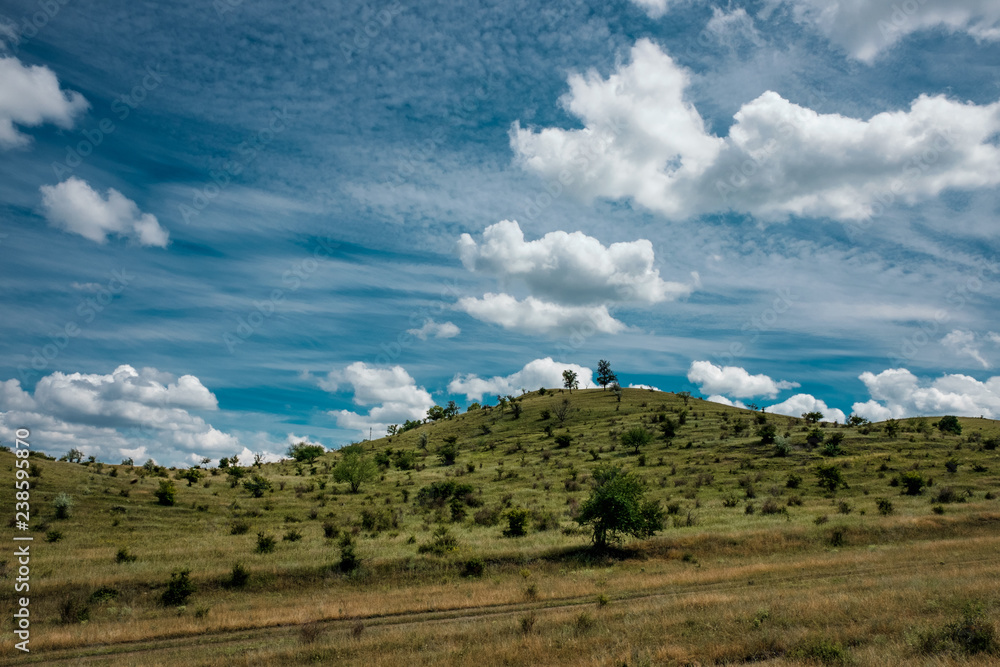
left=3, top=388, right=1000, bottom=665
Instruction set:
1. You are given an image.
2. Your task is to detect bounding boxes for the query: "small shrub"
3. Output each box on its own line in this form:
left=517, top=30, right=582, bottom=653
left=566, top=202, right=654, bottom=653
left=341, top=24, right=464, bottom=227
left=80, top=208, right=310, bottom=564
left=829, top=528, right=846, bottom=547
left=876, top=498, right=894, bottom=515
left=224, top=562, right=251, bottom=589
left=918, top=603, right=998, bottom=655
left=934, top=487, right=962, bottom=504
left=502, top=507, right=530, bottom=537
left=300, top=621, right=325, bottom=645
left=161, top=569, right=196, bottom=606
left=59, top=596, right=90, bottom=624
left=53, top=493, right=73, bottom=519
left=89, top=586, right=119, bottom=604
left=786, top=473, right=802, bottom=489
left=761, top=498, right=783, bottom=515
left=418, top=526, right=458, bottom=554
left=230, top=520, right=251, bottom=535
left=115, top=547, right=138, bottom=564
left=473, top=506, right=502, bottom=526
left=339, top=534, right=360, bottom=572
left=574, top=611, right=594, bottom=635
left=283, top=528, right=303, bottom=542
left=45, top=529, right=63, bottom=543
left=837, top=501, right=852, bottom=515
left=255, top=532, right=276, bottom=554
left=322, top=521, right=340, bottom=539
left=900, top=470, right=926, bottom=495
left=154, top=481, right=177, bottom=506
left=520, top=613, right=537, bottom=634
left=461, top=558, right=485, bottom=578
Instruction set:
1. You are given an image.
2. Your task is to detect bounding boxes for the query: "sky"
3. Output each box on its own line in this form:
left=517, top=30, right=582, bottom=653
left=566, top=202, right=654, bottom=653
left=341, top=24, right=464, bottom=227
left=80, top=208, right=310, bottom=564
left=1, top=0, right=999, bottom=466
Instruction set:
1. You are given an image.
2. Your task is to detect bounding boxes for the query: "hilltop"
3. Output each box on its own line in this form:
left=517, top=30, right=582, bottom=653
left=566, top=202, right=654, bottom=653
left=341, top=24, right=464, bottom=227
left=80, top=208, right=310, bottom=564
left=3, top=387, right=1000, bottom=665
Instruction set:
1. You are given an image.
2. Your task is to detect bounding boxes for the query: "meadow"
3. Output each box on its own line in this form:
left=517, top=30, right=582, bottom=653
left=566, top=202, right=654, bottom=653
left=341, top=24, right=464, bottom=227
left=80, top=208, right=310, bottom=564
left=2, top=387, right=999, bottom=665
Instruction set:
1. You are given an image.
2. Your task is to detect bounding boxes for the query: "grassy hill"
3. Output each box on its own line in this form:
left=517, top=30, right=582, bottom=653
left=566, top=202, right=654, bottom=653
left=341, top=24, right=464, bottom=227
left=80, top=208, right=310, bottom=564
left=3, top=388, right=1000, bottom=665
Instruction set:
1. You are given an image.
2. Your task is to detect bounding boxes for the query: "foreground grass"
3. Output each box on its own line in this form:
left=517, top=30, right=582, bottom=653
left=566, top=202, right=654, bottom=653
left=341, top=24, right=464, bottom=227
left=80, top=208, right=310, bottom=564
left=2, top=389, right=999, bottom=664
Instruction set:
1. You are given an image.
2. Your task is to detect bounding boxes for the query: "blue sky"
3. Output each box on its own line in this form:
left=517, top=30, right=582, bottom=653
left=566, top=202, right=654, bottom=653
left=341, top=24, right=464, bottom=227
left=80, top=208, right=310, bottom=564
left=2, top=0, right=999, bottom=465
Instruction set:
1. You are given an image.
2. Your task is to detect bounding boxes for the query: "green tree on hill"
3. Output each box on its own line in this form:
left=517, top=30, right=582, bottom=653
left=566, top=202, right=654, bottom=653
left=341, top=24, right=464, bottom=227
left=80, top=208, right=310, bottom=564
left=596, top=360, right=617, bottom=390
left=333, top=452, right=377, bottom=493
left=287, top=442, right=325, bottom=463
left=937, top=415, right=962, bottom=435
left=562, top=369, right=579, bottom=393
left=576, top=465, right=664, bottom=549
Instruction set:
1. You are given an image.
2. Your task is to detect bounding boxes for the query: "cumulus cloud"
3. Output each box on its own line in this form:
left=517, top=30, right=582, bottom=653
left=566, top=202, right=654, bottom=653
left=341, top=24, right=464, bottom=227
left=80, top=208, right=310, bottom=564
left=406, top=319, right=460, bottom=340
left=0, top=56, right=88, bottom=148
left=629, top=383, right=661, bottom=391
left=941, top=329, right=991, bottom=369
left=40, top=177, right=169, bottom=247
left=851, top=368, right=1000, bottom=420
left=687, top=361, right=799, bottom=399
left=457, top=293, right=625, bottom=336
left=511, top=38, right=1000, bottom=223
left=456, top=220, right=695, bottom=335
left=775, top=0, right=1000, bottom=63
left=766, top=394, right=846, bottom=423
left=449, top=357, right=595, bottom=401
left=707, top=394, right=749, bottom=410
left=321, top=362, right=435, bottom=436
left=629, top=0, right=682, bottom=19
left=706, top=7, right=765, bottom=49
left=0, top=365, right=240, bottom=465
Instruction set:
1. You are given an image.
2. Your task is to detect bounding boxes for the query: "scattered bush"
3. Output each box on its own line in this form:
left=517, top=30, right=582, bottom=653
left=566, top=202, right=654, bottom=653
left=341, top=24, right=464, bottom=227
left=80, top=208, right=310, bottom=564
left=461, top=558, right=485, bottom=578
left=502, top=507, right=530, bottom=538
left=154, top=481, right=177, bottom=506
left=230, top=520, right=251, bottom=535
left=417, top=526, right=458, bottom=554
left=876, top=498, right=894, bottom=515
left=918, top=603, right=997, bottom=656
left=224, top=562, right=251, bottom=589
left=45, top=529, right=63, bottom=543
left=339, top=534, right=360, bottom=572
left=54, top=493, right=73, bottom=519
left=115, top=547, right=137, bottom=564
left=900, top=471, right=926, bottom=495
left=161, top=569, right=196, bottom=606
left=255, top=532, right=276, bottom=554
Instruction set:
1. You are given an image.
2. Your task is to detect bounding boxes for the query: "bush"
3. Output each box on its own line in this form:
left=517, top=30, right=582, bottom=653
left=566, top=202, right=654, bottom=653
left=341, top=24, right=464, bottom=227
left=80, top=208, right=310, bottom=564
left=230, top=520, right=251, bottom=535
left=576, top=465, right=665, bottom=548
left=786, top=473, right=802, bottom=489
left=242, top=474, right=273, bottom=498
left=815, top=465, right=847, bottom=493
left=154, top=481, right=177, bottom=506
left=503, top=507, right=530, bottom=537
left=900, top=470, right=926, bottom=495
left=224, top=562, right=250, bottom=589
left=937, top=415, right=963, bottom=435
left=283, top=528, right=303, bottom=542
left=876, top=498, right=894, bottom=515
left=53, top=493, right=73, bottom=519
left=59, top=596, right=90, bottom=624
left=338, top=534, right=360, bottom=572
left=46, top=529, right=63, bottom=543
left=322, top=521, right=340, bottom=539
left=461, top=558, right=485, bottom=578
left=554, top=434, right=573, bottom=449
left=255, top=532, right=276, bottom=554
left=934, top=487, right=962, bottom=504
left=945, top=457, right=960, bottom=473
left=161, top=569, right=196, bottom=606
left=473, top=506, right=502, bottom=526
left=115, top=547, right=137, bottom=564
left=918, top=603, right=997, bottom=656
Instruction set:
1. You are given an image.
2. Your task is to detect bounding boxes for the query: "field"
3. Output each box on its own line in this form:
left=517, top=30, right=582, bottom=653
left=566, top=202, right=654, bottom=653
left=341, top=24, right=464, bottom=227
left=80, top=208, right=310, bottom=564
left=3, top=388, right=1000, bottom=665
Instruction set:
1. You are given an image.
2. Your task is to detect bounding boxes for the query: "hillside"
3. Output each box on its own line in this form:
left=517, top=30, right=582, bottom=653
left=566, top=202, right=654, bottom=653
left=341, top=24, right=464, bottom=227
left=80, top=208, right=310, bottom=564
left=3, top=387, right=1000, bottom=665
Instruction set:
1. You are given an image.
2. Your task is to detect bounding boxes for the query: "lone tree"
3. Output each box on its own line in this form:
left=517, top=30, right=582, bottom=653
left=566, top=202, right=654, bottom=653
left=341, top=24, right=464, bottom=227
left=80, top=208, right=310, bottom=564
left=596, top=360, right=617, bottom=390
left=562, top=369, right=579, bottom=393
left=288, top=442, right=325, bottom=463
left=332, top=451, right=377, bottom=493
left=242, top=473, right=273, bottom=498
left=576, top=465, right=665, bottom=549
left=937, top=415, right=962, bottom=435
left=177, top=469, right=204, bottom=487
left=802, top=411, right=824, bottom=424
left=620, top=426, right=652, bottom=454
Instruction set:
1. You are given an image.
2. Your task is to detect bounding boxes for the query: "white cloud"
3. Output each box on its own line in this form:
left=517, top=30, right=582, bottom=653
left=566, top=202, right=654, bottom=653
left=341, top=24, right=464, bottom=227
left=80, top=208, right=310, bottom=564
left=705, top=7, right=764, bottom=49
left=457, top=293, right=625, bottom=336
left=766, top=393, right=846, bottom=423
left=851, top=368, right=1000, bottom=420
left=0, top=56, right=88, bottom=148
left=456, top=220, right=695, bottom=335
left=628, top=383, right=661, bottom=391
left=776, top=0, right=1000, bottom=63
left=629, top=0, right=682, bottom=19
left=406, top=319, right=460, bottom=340
left=942, top=329, right=991, bottom=369
left=989, top=332, right=1000, bottom=345
left=40, top=177, right=169, bottom=247
left=511, top=38, right=1000, bottom=223
left=0, top=365, right=240, bottom=465
left=449, top=357, right=595, bottom=401
left=322, top=361, right=435, bottom=436
left=687, top=360, right=799, bottom=399
left=707, top=394, right=749, bottom=410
